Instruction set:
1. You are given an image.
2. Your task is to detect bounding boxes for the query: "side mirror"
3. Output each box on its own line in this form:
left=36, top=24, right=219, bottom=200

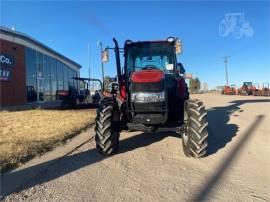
left=175, top=39, right=182, bottom=55
left=102, top=49, right=109, bottom=63
left=177, top=63, right=185, bottom=74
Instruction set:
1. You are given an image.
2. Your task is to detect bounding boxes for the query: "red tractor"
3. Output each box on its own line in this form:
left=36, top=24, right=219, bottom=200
left=223, top=85, right=238, bottom=95
left=95, top=37, right=208, bottom=158
left=238, top=82, right=255, bottom=95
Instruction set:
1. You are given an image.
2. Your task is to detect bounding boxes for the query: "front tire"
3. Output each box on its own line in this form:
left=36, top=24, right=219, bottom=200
left=182, top=99, right=208, bottom=158
left=95, top=98, right=120, bottom=156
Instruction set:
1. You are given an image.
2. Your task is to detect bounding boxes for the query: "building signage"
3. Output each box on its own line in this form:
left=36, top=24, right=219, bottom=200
left=0, top=53, right=15, bottom=68
left=0, top=68, right=11, bottom=81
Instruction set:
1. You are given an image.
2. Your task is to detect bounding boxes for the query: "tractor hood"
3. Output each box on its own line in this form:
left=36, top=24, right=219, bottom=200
left=131, top=69, right=165, bottom=83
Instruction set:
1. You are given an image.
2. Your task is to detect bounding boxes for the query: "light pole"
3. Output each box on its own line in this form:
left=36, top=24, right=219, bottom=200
left=97, top=41, right=104, bottom=89
left=223, top=56, right=229, bottom=86
left=88, top=43, right=91, bottom=90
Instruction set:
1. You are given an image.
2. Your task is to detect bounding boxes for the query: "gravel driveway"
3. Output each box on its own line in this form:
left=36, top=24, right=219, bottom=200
left=3, top=94, right=270, bottom=201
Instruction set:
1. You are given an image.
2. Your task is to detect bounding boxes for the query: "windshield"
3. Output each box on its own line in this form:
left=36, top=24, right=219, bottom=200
left=126, top=42, right=175, bottom=74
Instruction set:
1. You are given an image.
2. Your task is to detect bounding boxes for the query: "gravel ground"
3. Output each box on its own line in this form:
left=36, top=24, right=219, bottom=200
left=3, top=94, right=270, bottom=202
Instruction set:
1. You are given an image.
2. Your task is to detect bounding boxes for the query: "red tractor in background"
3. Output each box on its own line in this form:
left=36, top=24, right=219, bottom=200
left=223, top=85, right=238, bottom=95
left=238, top=82, right=255, bottom=95
left=94, top=37, right=208, bottom=158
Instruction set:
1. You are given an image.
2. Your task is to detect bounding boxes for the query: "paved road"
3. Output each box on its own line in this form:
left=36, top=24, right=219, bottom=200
left=3, top=94, right=270, bottom=201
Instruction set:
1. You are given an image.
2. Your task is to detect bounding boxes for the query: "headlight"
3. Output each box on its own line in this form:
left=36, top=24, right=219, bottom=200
left=131, top=91, right=165, bottom=103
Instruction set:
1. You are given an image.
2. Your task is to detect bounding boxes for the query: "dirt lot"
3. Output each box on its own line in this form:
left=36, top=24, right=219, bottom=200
left=3, top=94, right=270, bottom=201
left=0, top=109, right=96, bottom=172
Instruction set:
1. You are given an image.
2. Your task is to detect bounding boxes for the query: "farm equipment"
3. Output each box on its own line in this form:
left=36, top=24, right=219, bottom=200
left=238, top=82, right=255, bottom=95
left=222, top=85, right=238, bottom=95
left=252, top=83, right=261, bottom=96
left=261, top=83, right=270, bottom=96
left=61, top=77, right=102, bottom=107
left=94, top=37, right=208, bottom=158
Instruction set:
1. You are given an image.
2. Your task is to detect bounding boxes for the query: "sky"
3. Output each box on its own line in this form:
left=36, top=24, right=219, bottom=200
left=1, top=0, right=269, bottom=89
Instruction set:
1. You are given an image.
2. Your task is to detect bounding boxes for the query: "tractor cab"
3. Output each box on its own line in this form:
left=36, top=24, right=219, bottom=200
left=74, top=77, right=103, bottom=104
left=243, top=82, right=252, bottom=87
left=122, top=38, right=187, bottom=126
left=60, top=77, right=102, bottom=107
left=239, top=81, right=254, bottom=95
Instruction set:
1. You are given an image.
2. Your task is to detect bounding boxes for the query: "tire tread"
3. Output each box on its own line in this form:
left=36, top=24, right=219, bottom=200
left=182, top=99, right=208, bottom=158
left=95, top=98, right=119, bottom=156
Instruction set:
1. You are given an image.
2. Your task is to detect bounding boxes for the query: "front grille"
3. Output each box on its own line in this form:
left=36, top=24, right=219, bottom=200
left=132, top=113, right=167, bottom=125
left=131, top=80, right=164, bottom=93
left=132, top=102, right=166, bottom=113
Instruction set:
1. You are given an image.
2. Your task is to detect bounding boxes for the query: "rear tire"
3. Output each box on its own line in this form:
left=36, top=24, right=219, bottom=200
left=182, top=99, right=208, bottom=158
left=95, top=98, right=120, bottom=156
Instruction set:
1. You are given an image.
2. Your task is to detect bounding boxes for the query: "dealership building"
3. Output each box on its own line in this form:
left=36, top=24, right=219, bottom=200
left=0, top=26, right=81, bottom=107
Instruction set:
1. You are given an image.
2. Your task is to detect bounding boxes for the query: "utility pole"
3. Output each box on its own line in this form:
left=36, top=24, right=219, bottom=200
left=223, top=56, right=229, bottom=86
left=88, top=43, right=91, bottom=90
left=97, top=41, right=104, bottom=90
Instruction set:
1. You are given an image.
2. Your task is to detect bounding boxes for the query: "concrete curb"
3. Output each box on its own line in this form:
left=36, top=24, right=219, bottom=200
left=0, top=125, right=95, bottom=199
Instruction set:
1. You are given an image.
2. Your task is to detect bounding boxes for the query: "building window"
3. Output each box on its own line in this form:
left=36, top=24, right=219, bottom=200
left=50, top=58, right=57, bottom=101
left=44, top=55, right=51, bottom=101
left=57, top=61, right=63, bottom=98
left=68, top=68, right=74, bottom=89
left=63, top=64, right=69, bottom=91
left=74, top=70, right=78, bottom=91
left=37, top=52, right=43, bottom=78
left=25, top=47, right=79, bottom=103
left=25, top=48, right=37, bottom=102
left=37, top=52, right=44, bottom=101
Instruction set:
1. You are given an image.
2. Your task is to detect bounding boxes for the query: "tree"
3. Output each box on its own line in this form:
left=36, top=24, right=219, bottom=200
left=189, top=77, right=201, bottom=93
